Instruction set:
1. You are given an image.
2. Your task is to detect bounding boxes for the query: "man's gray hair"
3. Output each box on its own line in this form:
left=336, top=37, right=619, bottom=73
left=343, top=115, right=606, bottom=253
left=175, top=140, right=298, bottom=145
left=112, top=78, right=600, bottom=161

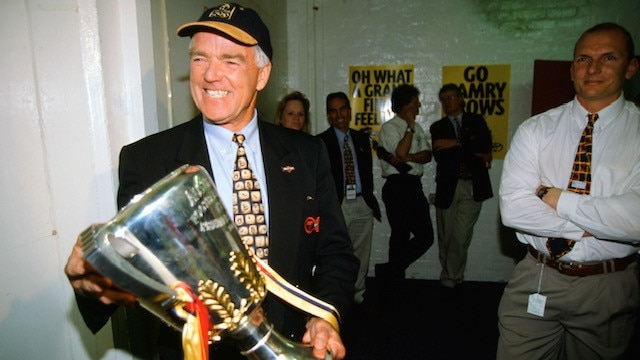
left=254, top=45, right=270, bottom=68
left=187, top=40, right=271, bottom=68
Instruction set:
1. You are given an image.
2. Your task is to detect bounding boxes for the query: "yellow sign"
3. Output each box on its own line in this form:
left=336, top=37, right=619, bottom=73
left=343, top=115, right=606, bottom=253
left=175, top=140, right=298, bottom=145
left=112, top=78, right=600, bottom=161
left=349, top=65, right=414, bottom=136
left=442, top=64, right=510, bottom=159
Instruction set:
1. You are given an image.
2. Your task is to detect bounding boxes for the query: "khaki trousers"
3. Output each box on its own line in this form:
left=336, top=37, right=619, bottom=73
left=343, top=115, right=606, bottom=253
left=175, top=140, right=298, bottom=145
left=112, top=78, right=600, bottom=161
left=497, top=253, right=639, bottom=360
left=436, top=179, right=482, bottom=287
left=341, top=195, right=374, bottom=303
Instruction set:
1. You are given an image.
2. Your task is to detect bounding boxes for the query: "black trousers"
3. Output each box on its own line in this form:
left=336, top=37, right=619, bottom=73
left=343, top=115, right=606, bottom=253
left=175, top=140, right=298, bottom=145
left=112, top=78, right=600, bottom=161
left=381, top=174, right=434, bottom=273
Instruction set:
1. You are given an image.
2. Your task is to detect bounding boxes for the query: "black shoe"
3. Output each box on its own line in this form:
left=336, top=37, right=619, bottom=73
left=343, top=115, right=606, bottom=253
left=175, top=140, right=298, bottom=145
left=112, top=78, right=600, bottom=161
left=375, top=263, right=405, bottom=280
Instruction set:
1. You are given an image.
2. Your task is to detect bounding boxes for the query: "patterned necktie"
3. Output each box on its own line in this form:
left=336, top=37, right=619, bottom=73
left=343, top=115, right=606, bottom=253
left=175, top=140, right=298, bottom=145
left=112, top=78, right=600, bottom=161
left=454, top=117, right=462, bottom=143
left=455, top=117, right=470, bottom=179
left=546, top=113, right=598, bottom=259
left=232, top=134, right=268, bottom=260
left=344, top=134, right=356, bottom=186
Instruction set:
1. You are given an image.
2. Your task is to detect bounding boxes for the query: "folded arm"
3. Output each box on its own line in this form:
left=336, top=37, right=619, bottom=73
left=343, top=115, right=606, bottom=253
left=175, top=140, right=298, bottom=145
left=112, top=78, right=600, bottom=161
left=501, top=124, right=640, bottom=243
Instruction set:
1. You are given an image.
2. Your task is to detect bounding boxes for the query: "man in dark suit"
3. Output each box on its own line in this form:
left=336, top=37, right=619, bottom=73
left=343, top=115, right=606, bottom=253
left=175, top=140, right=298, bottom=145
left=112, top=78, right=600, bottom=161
left=318, top=92, right=381, bottom=305
left=64, top=4, right=357, bottom=360
left=430, top=83, right=493, bottom=289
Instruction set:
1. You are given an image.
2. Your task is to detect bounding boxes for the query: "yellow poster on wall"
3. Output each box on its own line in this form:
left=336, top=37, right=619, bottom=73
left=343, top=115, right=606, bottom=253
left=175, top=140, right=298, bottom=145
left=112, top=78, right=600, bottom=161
left=349, top=65, right=414, bottom=137
left=442, top=64, right=510, bottom=159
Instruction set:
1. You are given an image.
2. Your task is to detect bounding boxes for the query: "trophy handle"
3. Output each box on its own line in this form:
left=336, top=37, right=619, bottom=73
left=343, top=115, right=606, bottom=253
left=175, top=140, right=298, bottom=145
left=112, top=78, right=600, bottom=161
left=81, top=225, right=178, bottom=301
left=234, top=307, right=333, bottom=360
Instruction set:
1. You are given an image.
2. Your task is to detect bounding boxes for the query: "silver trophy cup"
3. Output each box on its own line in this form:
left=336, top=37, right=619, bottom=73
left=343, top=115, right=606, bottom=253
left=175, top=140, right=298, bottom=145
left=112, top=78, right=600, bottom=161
left=81, top=165, right=331, bottom=359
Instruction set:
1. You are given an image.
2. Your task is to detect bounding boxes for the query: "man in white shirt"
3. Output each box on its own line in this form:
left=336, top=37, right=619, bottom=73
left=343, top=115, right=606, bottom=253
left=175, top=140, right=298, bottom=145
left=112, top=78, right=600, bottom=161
left=498, top=22, right=640, bottom=359
left=376, top=84, right=434, bottom=280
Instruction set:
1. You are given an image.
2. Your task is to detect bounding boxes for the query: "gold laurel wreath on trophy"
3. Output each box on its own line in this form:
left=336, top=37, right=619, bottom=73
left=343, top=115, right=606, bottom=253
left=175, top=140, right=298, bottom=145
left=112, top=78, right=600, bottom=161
left=197, top=249, right=266, bottom=342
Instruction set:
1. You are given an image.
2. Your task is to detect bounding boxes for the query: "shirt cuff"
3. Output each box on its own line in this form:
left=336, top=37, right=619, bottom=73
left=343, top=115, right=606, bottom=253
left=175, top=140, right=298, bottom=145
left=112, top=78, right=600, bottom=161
left=556, top=190, right=588, bottom=239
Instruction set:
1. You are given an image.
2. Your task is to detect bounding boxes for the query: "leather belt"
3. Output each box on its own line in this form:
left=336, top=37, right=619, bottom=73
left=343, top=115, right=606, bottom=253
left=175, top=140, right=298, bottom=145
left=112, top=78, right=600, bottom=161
left=528, top=246, right=638, bottom=277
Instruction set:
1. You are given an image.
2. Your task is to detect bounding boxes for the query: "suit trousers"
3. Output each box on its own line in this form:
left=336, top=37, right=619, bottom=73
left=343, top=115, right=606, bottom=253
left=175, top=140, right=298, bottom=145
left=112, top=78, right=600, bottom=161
left=435, top=179, right=482, bottom=287
left=497, top=253, right=639, bottom=360
left=341, top=195, right=374, bottom=303
left=381, top=174, right=434, bottom=274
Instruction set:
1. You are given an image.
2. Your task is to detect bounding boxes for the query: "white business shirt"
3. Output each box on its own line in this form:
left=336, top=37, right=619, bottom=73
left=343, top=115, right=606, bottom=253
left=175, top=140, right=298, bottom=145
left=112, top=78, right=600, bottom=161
left=379, top=115, right=430, bottom=177
left=499, top=95, right=640, bottom=261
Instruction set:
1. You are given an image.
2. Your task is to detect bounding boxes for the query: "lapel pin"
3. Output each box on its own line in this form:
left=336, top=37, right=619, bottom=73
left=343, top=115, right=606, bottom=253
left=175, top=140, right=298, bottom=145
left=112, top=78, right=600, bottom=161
left=281, top=165, right=295, bottom=173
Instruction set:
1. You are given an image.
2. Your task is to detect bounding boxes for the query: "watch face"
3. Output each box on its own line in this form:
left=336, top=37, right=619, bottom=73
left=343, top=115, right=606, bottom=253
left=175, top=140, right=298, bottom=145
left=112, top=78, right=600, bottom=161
left=537, top=187, right=549, bottom=199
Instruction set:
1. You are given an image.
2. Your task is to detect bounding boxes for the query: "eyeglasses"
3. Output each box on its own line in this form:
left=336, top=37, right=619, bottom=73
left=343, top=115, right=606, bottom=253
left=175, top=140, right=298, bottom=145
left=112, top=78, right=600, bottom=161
left=439, top=95, right=460, bottom=102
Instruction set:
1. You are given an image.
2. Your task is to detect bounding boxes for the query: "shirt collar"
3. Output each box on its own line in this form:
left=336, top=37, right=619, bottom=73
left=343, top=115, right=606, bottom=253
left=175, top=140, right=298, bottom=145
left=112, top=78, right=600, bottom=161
left=332, top=126, right=350, bottom=140
left=448, top=111, right=463, bottom=122
left=202, top=110, right=260, bottom=151
left=573, top=94, right=625, bottom=128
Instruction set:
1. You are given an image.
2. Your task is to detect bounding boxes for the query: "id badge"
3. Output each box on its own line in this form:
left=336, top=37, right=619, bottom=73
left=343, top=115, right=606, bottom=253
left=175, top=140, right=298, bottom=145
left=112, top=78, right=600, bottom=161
left=346, top=184, right=357, bottom=200
left=527, top=262, right=547, bottom=317
left=527, top=293, right=546, bottom=317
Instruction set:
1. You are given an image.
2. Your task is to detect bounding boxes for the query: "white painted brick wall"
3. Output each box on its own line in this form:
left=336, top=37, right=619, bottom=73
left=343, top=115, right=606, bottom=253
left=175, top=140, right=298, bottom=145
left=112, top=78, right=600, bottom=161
left=281, top=0, right=640, bottom=281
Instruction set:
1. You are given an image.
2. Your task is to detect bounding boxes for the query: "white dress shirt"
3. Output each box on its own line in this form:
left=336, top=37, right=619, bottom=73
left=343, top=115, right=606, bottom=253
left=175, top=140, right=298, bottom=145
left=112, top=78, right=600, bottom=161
left=379, top=115, right=430, bottom=177
left=499, top=95, right=640, bottom=261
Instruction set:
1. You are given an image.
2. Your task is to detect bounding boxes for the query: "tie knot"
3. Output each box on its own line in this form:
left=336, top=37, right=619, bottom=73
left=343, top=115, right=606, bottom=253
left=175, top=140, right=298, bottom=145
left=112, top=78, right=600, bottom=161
left=344, top=134, right=349, bottom=142
left=588, top=113, right=599, bottom=124
left=233, top=133, right=245, bottom=145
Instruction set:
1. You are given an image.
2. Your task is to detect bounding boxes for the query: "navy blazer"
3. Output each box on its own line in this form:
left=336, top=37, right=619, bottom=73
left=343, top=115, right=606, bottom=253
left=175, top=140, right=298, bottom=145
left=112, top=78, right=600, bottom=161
left=77, top=115, right=358, bottom=353
left=429, top=112, right=493, bottom=209
left=318, top=127, right=381, bottom=221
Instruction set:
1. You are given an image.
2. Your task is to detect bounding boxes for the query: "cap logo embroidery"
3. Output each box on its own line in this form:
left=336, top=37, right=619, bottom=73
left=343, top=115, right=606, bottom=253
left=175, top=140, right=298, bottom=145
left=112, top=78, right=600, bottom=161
left=208, top=3, right=239, bottom=20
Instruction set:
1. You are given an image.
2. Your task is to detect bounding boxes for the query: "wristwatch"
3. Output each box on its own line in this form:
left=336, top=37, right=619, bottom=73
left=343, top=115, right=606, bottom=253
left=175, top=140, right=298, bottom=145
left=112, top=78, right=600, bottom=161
left=406, top=127, right=414, bottom=133
left=537, top=186, right=550, bottom=200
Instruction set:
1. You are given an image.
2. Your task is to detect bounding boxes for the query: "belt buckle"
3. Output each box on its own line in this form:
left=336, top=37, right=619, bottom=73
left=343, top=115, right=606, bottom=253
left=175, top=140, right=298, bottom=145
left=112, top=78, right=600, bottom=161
left=556, top=260, right=577, bottom=275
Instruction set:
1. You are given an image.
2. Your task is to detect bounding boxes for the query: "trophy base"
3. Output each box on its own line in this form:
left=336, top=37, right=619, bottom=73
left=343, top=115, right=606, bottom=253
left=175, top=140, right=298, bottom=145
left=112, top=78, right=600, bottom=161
left=234, top=308, right=332, bottom=360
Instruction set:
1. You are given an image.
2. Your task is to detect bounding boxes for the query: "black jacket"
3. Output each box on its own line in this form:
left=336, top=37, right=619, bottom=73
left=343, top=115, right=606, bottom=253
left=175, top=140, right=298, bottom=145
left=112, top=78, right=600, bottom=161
left=430, top=112, right=493, bottom=209
left=318, top=127, right=381, bottom=221
left=76, top=116, right=358, bottom=357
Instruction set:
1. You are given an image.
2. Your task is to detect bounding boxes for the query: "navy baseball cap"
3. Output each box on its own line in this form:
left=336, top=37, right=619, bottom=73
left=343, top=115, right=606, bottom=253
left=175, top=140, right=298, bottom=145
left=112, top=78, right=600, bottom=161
left=176, top=3, right=273, bottom=61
